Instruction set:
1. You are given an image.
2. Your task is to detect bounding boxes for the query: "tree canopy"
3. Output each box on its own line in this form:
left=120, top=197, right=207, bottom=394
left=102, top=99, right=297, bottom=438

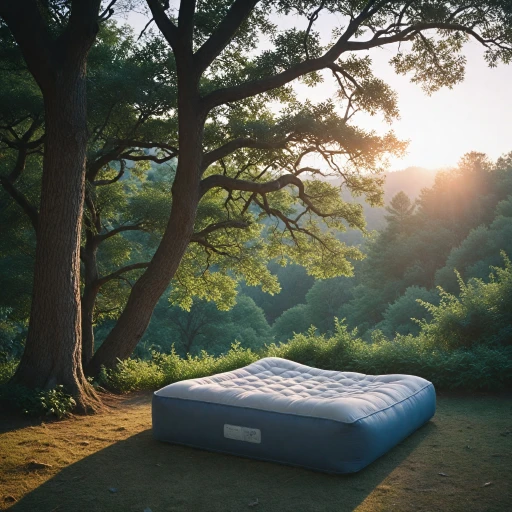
left=1, top=0, right=512, bottom=409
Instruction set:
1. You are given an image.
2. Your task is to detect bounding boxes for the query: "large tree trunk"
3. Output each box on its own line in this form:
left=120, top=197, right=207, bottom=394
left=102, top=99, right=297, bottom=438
left=86, top=162, right=202, bottom=375
left=11, top=65, right=100, bottom=412
left=86, top=84, right=204, bottom=376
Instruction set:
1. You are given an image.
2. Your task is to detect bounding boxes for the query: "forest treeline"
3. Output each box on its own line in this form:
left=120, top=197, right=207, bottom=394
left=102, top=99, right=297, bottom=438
left=106, top=151, right=512, bottom=357
left=1, top=1, right=512, bottom=413
left=2, top=152, right=512, bottom=359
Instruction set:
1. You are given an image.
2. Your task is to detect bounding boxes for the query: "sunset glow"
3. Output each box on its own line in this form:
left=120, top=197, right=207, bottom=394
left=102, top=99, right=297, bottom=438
left=295, top=26, right=512, bottom=171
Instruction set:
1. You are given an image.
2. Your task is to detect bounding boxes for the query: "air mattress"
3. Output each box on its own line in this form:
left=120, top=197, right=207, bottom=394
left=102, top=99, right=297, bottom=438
left=152, top=357, right=435, bottom=473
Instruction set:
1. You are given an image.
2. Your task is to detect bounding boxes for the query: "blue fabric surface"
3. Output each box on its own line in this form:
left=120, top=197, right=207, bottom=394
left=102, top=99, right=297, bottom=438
left=152, top=376, right=435, bottom=474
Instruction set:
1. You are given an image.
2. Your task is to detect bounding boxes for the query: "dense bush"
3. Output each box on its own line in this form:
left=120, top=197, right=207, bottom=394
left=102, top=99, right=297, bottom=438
left=3, top=256, right=511, bottom=404
left=1, top=357, right=76, bottom=417
left=0, top=383, right=76, bottom=418
left=374, top=286, right=440, bottom=337
left=99, top=318, right=512, bottom=393
left=435, top=195, right=512, bottom=292
left=0, top=358, right=16, bottom=385
left=271, top=304, right=313, bottom=342
left=419, top=254, right=512, bottom=349
left=102, top=342, right=259, bottom=392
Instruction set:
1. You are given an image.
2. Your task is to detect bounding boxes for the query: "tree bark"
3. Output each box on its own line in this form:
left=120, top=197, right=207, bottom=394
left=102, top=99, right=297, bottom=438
left=11, top=60, right=100, bottom=412
left=86, top=73, right=204, bottom=375
left=81, top=283, right=99, bottom=368
left=81, top=232, right=100, bottom=368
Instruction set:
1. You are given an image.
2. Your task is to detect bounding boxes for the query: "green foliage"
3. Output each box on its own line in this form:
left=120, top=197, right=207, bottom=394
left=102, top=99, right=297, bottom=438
left=0, top=358, right=17, bottom=385
left=128, top=294, right=272, bottom=357
left=0, top=383, right=76, bottom=418
left=375, top=286, right=440, bottom=337
left=105, top=321, right=512, bottom=393
left=418, top=254, right=512, bottom=350
left=267, top=321, right=512, bottom=390
left=0, top=308, right=24, bottom=358
left=270, top=275, right=356, bottom=341
left=391, top=33, right=466, bottom=94
left=384, top=191, right=416, bottom=229
left=305, top=276, right=356, bottom=333
left=435, top=195, right=512, bottom=292
left=99, top=358, right=164, bottom=393
left=103, top=252, right=512, bottom=392
left=103, top=343, right=259, bottom=393
left=326, top=152, right=512, bottom=337
left=2, top=1, right=512, bottom=378
left=241, top=262, right=315, bottom=323
left=271, top=304, right=313, bottom=342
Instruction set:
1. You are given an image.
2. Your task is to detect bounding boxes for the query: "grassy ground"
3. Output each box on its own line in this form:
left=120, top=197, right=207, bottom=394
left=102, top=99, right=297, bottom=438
left=0, top=392, right=511, bottom=512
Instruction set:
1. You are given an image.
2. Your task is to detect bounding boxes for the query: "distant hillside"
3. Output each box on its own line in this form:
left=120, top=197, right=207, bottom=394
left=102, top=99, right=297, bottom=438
left=336, top=166, right=438, bottom=244
left=260, top=166, right=439, bottom=245
left=366, top=166, right=437, bottom=230
left=383, top=166, right=437, bottom=200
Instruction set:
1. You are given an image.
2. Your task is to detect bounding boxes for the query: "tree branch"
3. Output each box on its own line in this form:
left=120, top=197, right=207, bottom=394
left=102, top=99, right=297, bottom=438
left=200, top=6, right=373, bottom=112
left=200, top=168, right=315, bottom=197
left=201, top=137, right=289, bottom=172
left=119, top=151, right=177, bottom=164
left=0, top=0, right=55, bottom=91
left=0, top=125, right=42, bottom=231
left=177, top=0, right=196, bottom=46
left=190, top=238, right=232, bottom=257
left=0, top=176, right=39, bottom=231
left=202, top=53, right=337, bottom=113
left=113, top=140, right=178, bottom=153
left=95, top=223, right=145, bottom=243
left=191, top=219, right=250, bottom=241
left=343, top=22, right=510, bottom=52
left=194, top=0, right=260, bottom=74
left=138, top=17, right=155, bottom=40
left=88, top=140, right=178, bottom=181
left=304, top=0, right=326, bottom=60
left=87, top=147, right=125, bottom=181
left=99, top=0, right=118, bottom=22
left=55, top=0, right=102, bottom=69
left=200, top=168, right=336, bottom=222
left=97, top=262, right=150, bottom=287
left=146, top=0, right=178, bottom=51
left=93, top=159, right=126, bottom=186
left=201, top=10, right=511, bottom=113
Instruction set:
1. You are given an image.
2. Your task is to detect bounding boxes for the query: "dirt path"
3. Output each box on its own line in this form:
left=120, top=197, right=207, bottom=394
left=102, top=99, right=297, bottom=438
left=1, top=392, right=511, bottom=512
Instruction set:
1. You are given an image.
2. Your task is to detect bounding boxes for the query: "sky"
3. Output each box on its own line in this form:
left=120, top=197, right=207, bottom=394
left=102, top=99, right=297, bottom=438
left=281, top=13, right=512, bottom=171
left=126, top=6, right=512, bottom=172
left=338, top=40, right=512, bottom=171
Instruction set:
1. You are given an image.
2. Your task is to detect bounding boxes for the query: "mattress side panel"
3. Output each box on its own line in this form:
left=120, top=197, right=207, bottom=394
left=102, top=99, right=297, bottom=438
left=352, top=383, right=436, bottom=471
left=152, top=393, right=367, bottom=474
left=152, top=383, right=436, bottom=474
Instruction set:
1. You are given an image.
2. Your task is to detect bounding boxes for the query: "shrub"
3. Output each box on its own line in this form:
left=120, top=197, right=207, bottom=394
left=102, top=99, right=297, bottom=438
left=0, top=358, right=17, bottom=385
left=271, top=304, right=313, bottom=342
left=102, top=358, right=165, bottom=393
left=375, top=286, right=440, bottom=337
left=106, top=320, right=512, bottom=393
left=418, top=253, right=512, bottom=349
left=103, top=342, right=259, bottom=393
left=0, top=383, right=76, bottom=418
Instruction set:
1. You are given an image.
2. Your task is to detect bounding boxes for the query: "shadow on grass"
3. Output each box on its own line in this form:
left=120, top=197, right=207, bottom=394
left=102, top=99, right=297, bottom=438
left=0, top=410, right=56, bottom=435
left=9, top=421, right=436, bottom=512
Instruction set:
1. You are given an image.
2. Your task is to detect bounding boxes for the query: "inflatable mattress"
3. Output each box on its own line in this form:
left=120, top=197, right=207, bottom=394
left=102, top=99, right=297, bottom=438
left=152, top=357, right=435, bottom=473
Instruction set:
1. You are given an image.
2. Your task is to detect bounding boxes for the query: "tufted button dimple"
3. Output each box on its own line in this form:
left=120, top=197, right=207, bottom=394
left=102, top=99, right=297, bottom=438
left=157, top=356, right=432, bottom=424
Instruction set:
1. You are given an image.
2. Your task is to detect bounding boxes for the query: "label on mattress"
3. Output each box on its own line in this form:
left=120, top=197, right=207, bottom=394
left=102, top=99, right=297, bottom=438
left=224, top=424, right=261, bottom=444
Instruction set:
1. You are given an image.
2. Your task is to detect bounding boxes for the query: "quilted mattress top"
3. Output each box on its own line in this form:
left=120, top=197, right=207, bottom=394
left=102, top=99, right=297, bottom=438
left=155, top=357, right=433, bottom=423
